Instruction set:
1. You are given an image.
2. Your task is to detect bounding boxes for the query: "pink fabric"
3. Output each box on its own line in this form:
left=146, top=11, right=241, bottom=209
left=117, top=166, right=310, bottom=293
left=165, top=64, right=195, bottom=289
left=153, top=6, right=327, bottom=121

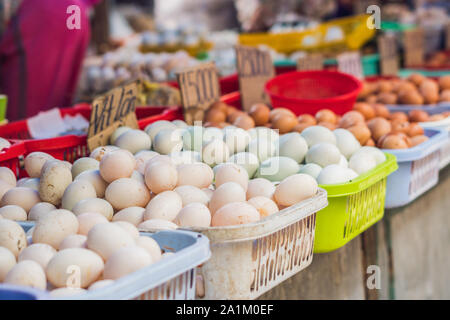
left=0, top=0, right=95, bottom=121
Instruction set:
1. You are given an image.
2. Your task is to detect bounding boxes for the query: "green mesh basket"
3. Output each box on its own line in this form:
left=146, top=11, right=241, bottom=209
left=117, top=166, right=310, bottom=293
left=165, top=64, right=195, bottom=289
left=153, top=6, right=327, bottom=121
left=314, top=153, right=398, bottom=253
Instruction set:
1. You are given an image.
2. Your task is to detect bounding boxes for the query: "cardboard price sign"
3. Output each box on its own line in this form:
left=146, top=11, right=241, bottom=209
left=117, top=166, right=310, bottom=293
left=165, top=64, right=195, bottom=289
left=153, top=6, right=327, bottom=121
left=297, top=54, right=324, bottom=71
left=378, top=34, right=399, bottom=76
left=87, top=81, right=139, bottom=151
left=235, top=45, right=275, bottom=111
left=176, top=62, right=220, bottom=125
left=337, top=52, right=363, bottom=79
left=403, top=28, right=424, bottom=67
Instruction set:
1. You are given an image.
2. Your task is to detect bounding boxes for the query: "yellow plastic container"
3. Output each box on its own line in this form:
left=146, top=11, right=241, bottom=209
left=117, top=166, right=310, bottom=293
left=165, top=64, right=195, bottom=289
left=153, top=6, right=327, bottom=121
left=239, top=14, right=376, bottom=54
left=313, top=153, right=398, bottom=253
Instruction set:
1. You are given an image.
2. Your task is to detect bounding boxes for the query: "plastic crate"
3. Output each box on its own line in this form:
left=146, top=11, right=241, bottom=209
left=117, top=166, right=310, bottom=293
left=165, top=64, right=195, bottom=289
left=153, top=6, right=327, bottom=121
left=419, top=117, right=450, bottom=169
left=0, top=106, right=179, bottom=169
left=265, top=70, right=362, bottom=116
left=314, top=153, right=398, bottom=253
left=0, top=140, right=26, bottom=178
left=187, top=189, right=328, bottom=300
left=0, top=284, right=48, bottom=300
left=383, top=129, right=447, bottom=209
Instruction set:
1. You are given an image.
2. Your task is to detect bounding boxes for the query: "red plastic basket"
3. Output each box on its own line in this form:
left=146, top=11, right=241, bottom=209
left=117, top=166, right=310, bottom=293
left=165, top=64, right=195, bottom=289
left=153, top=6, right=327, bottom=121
left=264, top=70, right=362, bottom=116
left=0, top=106, right=179, bottom=166
left=0, top=140, right=26, bottom=178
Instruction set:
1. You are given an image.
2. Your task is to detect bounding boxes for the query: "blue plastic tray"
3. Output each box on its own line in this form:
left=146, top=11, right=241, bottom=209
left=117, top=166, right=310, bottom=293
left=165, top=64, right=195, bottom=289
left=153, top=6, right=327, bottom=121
left=383, top=128, right=447, bottom=209
left=385, top=103, right=450, bottom=115
left=0, top=284, right=48, bottom=300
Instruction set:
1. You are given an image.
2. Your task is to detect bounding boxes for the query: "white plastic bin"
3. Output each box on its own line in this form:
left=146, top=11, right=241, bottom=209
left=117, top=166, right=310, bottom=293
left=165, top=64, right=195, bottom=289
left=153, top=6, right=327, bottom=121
left=419, top=117, right=450, bottom=170
left=384, top=129, right=447, bottom=209
left=189, top=188, right=328, bottom=300
left=23, top=230, right=210, bottom=300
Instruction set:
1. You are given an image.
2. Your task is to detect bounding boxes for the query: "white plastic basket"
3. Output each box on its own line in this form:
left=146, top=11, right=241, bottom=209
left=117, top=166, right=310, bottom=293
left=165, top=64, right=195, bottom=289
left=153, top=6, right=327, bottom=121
left=23, top=230, right=210, bottom=300
left=188, top=188, right=328, bottom=300
left=419, top=117, right=450, bottom=170
left=384, top=129, right=447, bottom=209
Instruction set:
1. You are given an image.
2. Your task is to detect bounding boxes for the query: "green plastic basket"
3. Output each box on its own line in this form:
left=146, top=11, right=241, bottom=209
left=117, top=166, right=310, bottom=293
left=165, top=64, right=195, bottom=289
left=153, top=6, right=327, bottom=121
left=0, top=95, right=7, bottom=122
left=313, top=153, right=398, bottom=253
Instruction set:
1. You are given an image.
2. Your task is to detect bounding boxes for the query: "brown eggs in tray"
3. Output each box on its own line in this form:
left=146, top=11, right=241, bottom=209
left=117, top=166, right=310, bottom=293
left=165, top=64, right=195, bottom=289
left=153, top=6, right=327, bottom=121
left=358, top=74, right=450, bottom=105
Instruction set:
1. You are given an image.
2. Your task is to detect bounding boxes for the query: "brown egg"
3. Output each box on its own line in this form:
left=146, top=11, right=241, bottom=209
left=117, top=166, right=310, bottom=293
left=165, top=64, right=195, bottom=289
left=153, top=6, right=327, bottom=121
left=365, top=138, right=375, bottom=147
left=210, top=101, right=228, bottom=114
left=269, top=108, right=296, bottom=122
left=348, top=125, right=371, bottom=145
left=377, top=80, right=393, bottom=93
left=389, top=112, right=408, bottom=123
left=408, top=110, right=429, bottom=122
left=297, top=114, right=316, bottom=125
left=271, top=114, right=298, bottom=134
left=249, top=103, right=270, bottom=126
left=368, top=117, right=392, bottom=141
left=419, top=80, right=439, bottom=104
left=338, top=111, right=365, bottom=128
left=227, top=110, right=246, bottom=123
left=438, top=75, right=450, bottom=91
left=205, top=108, right=226, bottom=123
left=397, top=132, right=412, bottom=147
left=366, top=94, right=378, bottom=104
left=226, top=106, right=238, bottom=116
left=429, top=114, right=445, bottom=122
left=317, top=122, right=336, bottom=131
left=406, top=123, right=424, bottom=137
left=377, top=92, right=397, bottom=104
left=440, top=89, right=450, bottom=102
left=315, top=109, right=337, bottom=124
left=381, top=134, right=409, bottom=149
left=372, top=104, right=390, bottom=118
left=408, top=73, right=426, bottom=87
left=354, top=102, right=375, bottom=120
left=391, top=120, right=410, bottom=134
left=398, top=89, right=424, bottom=105
left=396, top=81, right=417, bottom=93
left=410, top=135, right=429, bottom=147
left=293, top=123, right=312, bottom=133
left=233, top=114, right=255, bottom=130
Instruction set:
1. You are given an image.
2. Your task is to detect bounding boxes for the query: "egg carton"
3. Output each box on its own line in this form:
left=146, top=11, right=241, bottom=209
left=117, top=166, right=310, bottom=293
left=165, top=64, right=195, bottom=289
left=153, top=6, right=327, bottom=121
left=187, top=188, right=328, bottom=300
left=21, top=230, right=210, bottom=300
left=384, top=128, right=447, bottom=209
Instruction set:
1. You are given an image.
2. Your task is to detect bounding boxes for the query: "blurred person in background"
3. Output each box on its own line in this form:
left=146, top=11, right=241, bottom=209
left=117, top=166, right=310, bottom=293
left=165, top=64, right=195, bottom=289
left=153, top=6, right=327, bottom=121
left=0, top=0, right=100, bottom=121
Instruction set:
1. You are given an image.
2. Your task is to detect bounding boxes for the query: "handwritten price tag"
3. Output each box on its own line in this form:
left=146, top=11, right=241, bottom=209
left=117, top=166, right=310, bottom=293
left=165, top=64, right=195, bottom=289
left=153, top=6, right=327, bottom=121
left=297, top=54, right=324, bottom=71
left=378, top=34, right=399, bottom=76
left=87, top=81, right=139, bottom=151
left=337, top=52, right=364, bottom=79
left=176, top=62, right=220, bottom=125
left=403, top=28, right=424, bottom=67
left=235, top=45, right=275, bottom=111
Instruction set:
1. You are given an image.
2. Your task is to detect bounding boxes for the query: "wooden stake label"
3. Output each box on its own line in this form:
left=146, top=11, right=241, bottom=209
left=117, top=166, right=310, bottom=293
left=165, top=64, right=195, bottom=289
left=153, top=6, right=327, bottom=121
left=297, top=54, right=324, bottom=71
left=235, top=45, right=275, bottom=111
left=403, top=28, right=424, bottom=67
left=87, top=81, right=139, bottom=151
left=378, top=34, right=399, bottom=76
left=337, top=52, right=364, bottom=79
left=176, top=62, right=220, bottom=125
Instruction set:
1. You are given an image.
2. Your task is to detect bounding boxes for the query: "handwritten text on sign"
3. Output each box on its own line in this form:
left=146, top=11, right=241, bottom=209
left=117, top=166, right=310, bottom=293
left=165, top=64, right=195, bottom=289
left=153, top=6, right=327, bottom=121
left=87, top=81, right=139, bottom=151
left=235, top=45, right=275, bottom=111
left=176, top=62, right=220, bottom=124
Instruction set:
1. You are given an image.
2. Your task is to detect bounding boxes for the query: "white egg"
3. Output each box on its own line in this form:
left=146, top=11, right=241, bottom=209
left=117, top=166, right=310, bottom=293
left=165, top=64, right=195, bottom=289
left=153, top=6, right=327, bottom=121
left=77, top=212, right=109, bottom=235
left=0, top=219, right=27, bottom=258
left=352, top=147, right=386, bottom=165
left=278, top=132, right=308, bottom=163
left=112, top=207, right=145, bottom=226
left=103, top=246, right=152, bottom=280
left=113, top=221, right=140, bottom=240
left=182, top=126, right=204, bottom=152
left=145, top=120, right=177, bottom=141
left=88, top=279, right=115, bottom=291
left=349, top=152, right=377, bottom=175
left=274, top=174, right=318, bottom=207
left=153, top=129, right=183, bottom=155
left=32, top=210, right=79, bottom=249
left=299, top=163, right=322, bottom=179
left=301, top=126, right=337, bottom=147
left=174, top=185, right=210, bottom=206
left=105, top=178, right=151, bottom=210
left=255, top=157, right=300, bottom=182
left=209, top=182, right=246, bottom=215
left=115, top=129, right=152, bottom=154
left=134, top=150, right=159, bottom=174
left=317, top=165, right=352, bottom=185
left=247, top=196, right=279, bottom=218
left=71, top=157, right=100, bottom=179
left=0, top=167, right=16, bottom=186
left=338, top=155, right=348, bottom=168
left=75, top=169, right=108, bottom=198
left=58, top=234, right=87, bottom=250
left=0, top=205, right=27, bottom=221
left=143, top=191, right=182, bottom=222
left=138, top=219, right=178, bottom=232
left=246, top=138, right=276, bottom=162
left=333, top=128, right=361, bottom=159
left=4, top=260, right=46, bottom=290
left=61, top=180, right=97, bottom=211
left=110, top=126, right=132, bottom=145
left=305, top=143, right=341, bottom=167
left=0, top=246, right=16, bottom=282
left=18, top=243, right=56, bottom=269
left=144, top=161, right=178, bottom=194
left=203, top=127, right=223, bottom=144
left=136, top=236, right=162, bottom=262
left=227, top=152, right=260, bottom=178
left=174, top=203, right=211, bottom=228
left=246, top=178, right=275, bottom=200
left=86, top=223, right=135, bottom=260
left=215, top=163, right=249, bottom=191
left=202, top=139, right=230, bottom=167
left=177, top=163, right=213, bottom=189
left=223, top=128, right=251, bottom=154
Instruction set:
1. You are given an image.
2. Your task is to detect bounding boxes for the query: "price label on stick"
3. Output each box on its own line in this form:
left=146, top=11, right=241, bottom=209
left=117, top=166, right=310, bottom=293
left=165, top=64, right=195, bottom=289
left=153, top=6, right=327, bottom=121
left=297, top=54, right=324, bottom=71
left=337, top=52, right=364, bottom=79
left=235, top=45, right=275, bottom=111
left=87, top=81, right=139, bottom=151
left=378, top=34, right=399, bottom=76
left=176, top=62, right=221, bottom=125
left=403, top=28, right=424, bottom=67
